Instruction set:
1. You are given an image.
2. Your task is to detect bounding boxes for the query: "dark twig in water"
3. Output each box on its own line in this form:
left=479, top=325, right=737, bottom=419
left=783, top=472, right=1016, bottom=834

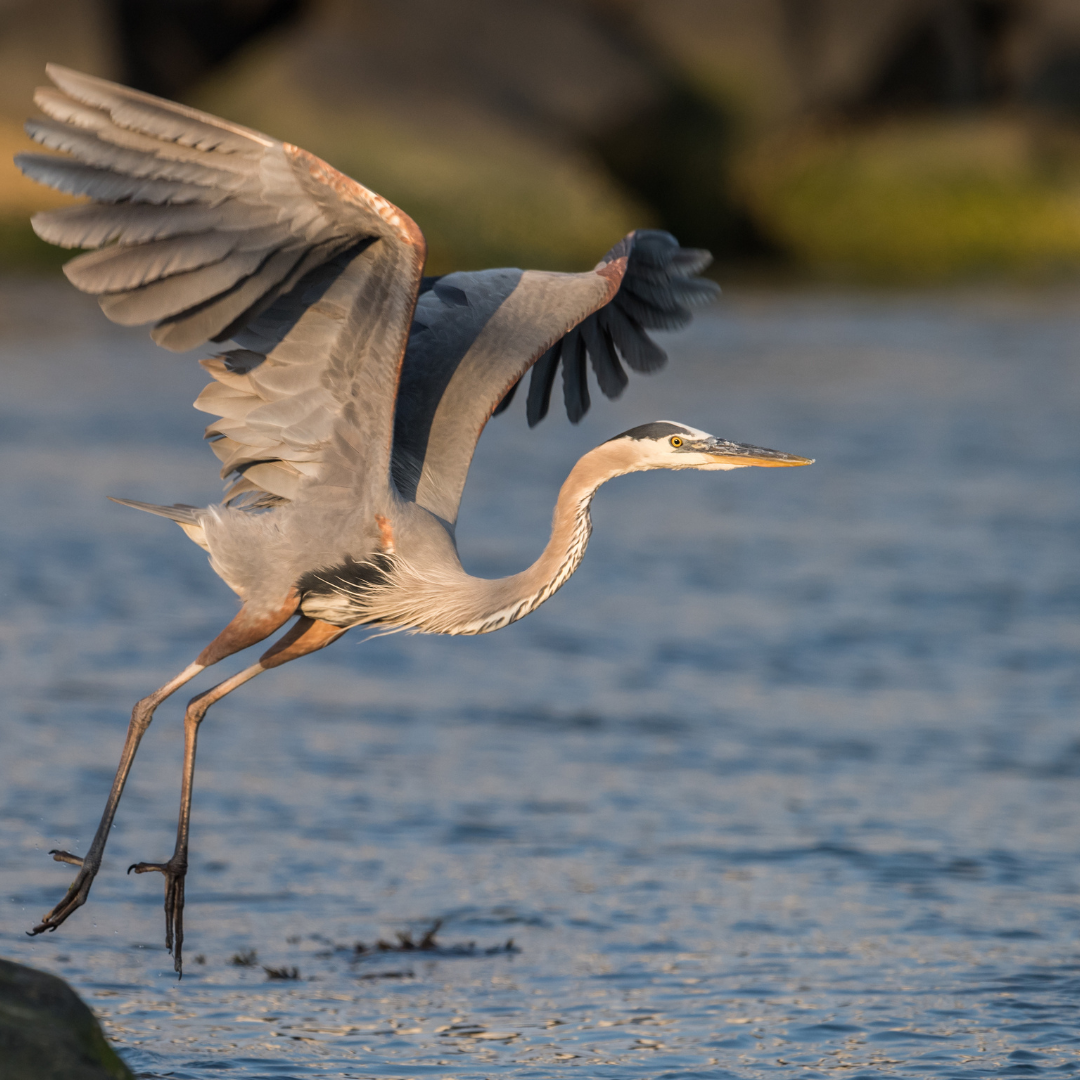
left=263, top=965, right=300, bottom=980
left=347, top=920, right=519, bottom=959
left=229, top=949, right=258, bottom=967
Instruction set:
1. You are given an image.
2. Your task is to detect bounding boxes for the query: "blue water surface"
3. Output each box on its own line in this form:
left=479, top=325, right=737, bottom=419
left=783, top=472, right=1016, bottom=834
left=2, top=280, right=1080, bottom=1078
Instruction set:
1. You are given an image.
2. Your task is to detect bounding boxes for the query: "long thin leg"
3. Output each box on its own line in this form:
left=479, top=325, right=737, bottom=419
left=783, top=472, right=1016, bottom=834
left=30, top=593, right=300, bottom=937
left=128, top=617, right=346, bottom=974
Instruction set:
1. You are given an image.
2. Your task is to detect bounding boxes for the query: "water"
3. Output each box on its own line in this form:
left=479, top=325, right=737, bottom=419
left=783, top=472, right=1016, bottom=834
left=2, top=279, right=1080, bottom=1078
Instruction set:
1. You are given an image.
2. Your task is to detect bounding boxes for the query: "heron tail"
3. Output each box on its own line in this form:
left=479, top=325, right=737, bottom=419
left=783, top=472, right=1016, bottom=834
left=108, top=498, right=209, bottom=551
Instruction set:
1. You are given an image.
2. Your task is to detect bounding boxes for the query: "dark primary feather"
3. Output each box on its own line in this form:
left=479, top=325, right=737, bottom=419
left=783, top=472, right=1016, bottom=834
left=518, top=229, right=717, bottom=425
left=561, top=328, right=590, bottom=423
left=412, top=230, right=716, bottom=438
left=578, top=314, right=627, bottom=397
left=524, top=344, right=560, bottom=427
left=491, top=379, right=518, bottom=416
left=598, top=301, right=666, bottom=373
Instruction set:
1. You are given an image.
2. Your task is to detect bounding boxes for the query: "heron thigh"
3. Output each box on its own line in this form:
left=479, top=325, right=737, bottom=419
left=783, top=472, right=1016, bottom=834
left=195, top=589, right=301, bottom=667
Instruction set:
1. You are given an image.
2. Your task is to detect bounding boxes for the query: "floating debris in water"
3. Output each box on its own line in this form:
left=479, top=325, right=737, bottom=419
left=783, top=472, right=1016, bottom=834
left=263, top=966, right=300, bottom=980
left=230, top=949, right=258, bottom=967
left=347, top=920, right=519, bottom=959
left=436, top=1023, right=520, bottom=1041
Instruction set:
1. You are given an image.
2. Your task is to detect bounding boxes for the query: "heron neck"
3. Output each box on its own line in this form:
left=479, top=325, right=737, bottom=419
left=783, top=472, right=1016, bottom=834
left=345, top=441, right=638, bottom=635
left=452, top=439, right=638, bottom=634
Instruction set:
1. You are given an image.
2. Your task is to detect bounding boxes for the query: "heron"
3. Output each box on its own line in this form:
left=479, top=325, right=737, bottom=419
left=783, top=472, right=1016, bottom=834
left=18, top=65, right=812, bottom=974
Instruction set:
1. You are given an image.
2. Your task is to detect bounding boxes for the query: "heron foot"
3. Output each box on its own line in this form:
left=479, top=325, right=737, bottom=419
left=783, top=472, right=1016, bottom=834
left=128, top=857, right=187, bottom=975
left=29, top=853, right=100, bottom=936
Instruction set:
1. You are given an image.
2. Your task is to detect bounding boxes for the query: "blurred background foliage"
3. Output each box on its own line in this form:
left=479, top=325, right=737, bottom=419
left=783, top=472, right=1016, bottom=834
left=4, top=0, right=1080, bottom=279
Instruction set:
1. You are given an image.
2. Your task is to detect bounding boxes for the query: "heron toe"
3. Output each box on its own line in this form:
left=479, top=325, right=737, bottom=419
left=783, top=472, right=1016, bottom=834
left=129, top=858, right=189, bottom=974
left=127, top=859, right=172, bottom=876
left=49, top=849, right=84, bottom=867
left=30, top=861, right=99, bottom=935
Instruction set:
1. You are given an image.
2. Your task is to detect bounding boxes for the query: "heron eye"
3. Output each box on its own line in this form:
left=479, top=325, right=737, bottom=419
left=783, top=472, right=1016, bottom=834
left=670, top=436, right=683, bottom=448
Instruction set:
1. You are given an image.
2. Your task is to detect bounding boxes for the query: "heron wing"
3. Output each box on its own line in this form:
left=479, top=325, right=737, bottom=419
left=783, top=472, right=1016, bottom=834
left=392, top=230, right=717, bottom=525
left=18, top=64, right=425, bottom=505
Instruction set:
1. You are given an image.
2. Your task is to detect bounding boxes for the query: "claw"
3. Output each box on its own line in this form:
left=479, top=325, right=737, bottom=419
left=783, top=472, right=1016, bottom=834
left=127, top=861, right=168, bottom=875
left=128, top=858, right=188, bottom=976
left=29, top=859, right=99, bottom=936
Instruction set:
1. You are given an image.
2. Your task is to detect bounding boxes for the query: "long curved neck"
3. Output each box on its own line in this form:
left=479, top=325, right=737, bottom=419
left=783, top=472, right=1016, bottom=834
left=443, top=439, right=637, bottom=634
left=344, top=441, right=639, bottom=636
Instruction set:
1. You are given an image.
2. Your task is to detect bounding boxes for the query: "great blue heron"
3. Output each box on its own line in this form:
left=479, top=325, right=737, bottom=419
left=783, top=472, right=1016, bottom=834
left=19, top=65, right=812, bottom=973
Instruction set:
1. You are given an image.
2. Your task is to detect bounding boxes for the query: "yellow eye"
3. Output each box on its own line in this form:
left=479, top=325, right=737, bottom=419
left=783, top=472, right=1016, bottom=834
left=670, top=436, right=683, bottom=447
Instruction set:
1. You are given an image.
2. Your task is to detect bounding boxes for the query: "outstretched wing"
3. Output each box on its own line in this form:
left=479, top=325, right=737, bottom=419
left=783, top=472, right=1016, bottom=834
left=391, top=230, right=717, bottom=525
left=17, top=64, right=425, bottom=505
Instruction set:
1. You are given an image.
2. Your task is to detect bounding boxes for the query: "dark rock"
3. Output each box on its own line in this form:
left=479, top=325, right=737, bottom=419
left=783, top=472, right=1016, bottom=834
left=0, top=957, right=133, bottom=1080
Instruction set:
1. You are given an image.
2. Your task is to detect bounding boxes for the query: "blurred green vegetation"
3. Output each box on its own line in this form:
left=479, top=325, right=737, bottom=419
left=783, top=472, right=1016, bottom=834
left=8, top=1, right=1080, bottom=285
left=0, top=117, right=77, bottom=274
left=737, top=116, right=1080, bottom=281
left=0, top=218, right=68, bottom=273
left=12, top=94, right=1080, bottom=284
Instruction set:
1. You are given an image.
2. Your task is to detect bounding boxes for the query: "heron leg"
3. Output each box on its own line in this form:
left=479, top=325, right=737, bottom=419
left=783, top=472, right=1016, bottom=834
left=30, top=594, right=300, bottom=938
left=128, top=617, right=347, bottom=974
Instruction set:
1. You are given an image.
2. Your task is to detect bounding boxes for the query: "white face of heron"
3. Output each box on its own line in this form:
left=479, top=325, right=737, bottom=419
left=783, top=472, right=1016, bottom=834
left=607, top=422, right=814, bottom=473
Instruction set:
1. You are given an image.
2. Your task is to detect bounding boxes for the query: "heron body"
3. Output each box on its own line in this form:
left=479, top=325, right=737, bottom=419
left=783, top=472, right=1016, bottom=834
left=19, top=65, right=811, bottom=973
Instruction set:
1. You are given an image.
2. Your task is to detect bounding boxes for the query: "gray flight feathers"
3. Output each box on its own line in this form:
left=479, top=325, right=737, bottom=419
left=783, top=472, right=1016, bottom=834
left=389, top=230, right=715, bottom=526
left=391, top=230, right=717, bottom=524
left=391, top=262, right=628, bottom=524
left=21, top=65, right=426, bottom=508
left=18, top=65, right=422, bottom=352
left=19, top=68, right=716, bottom=529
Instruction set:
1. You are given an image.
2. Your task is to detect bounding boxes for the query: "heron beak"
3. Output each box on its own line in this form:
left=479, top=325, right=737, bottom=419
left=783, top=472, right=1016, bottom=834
left=701, top=438, right=814, bottom=467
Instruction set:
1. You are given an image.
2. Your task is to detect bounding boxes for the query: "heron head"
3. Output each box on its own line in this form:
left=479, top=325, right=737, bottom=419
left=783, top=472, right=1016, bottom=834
left=606, top=422, right=813, bottom=472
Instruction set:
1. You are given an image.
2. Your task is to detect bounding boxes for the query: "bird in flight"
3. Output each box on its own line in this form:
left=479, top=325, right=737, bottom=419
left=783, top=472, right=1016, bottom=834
left=18, top=65, right=812, bottom=974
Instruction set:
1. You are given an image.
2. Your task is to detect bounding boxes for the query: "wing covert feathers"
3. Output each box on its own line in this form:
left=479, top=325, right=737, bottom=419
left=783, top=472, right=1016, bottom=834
left=20, top=65, right=426, bottom=506
left=391, top=230, right=716, bottom=525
